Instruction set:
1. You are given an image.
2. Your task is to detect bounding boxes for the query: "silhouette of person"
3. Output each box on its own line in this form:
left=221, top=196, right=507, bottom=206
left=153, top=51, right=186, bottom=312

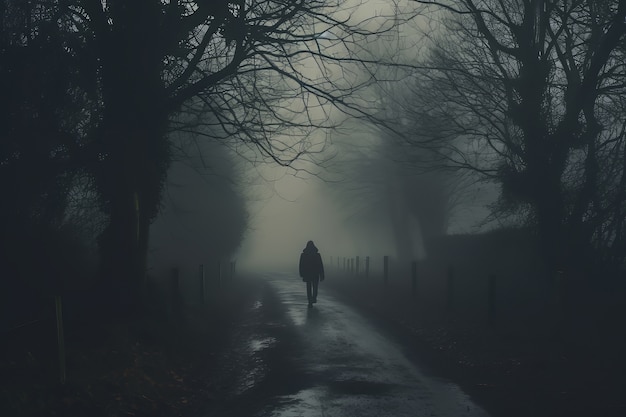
left=299, top=240, right=325, bottom=308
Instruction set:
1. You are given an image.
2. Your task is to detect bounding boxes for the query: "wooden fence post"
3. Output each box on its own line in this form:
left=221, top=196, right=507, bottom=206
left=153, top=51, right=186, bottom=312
left=383, top=256, right=389, bottom=285
left=411, top=261, right=417, bottom=298
left=365, top=256, right=370, bottom=279
left=230, top=261, right=236, bottom=280
left=199, top=264, right=205, bottom=304
left=170, top=267, right=181, bottom=318
left=488, top=274, right=496, bottom=327
left=555, top=269, right=567, bottom=330
left=54, top=295, right=66, bottom=384
left=446, top=266, right=454, bottom=311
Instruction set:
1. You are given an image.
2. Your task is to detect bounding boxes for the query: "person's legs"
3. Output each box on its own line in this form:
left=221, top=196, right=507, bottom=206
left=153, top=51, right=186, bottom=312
left=312, top=278, right=319, bottom=302
left=306, top=281, right=313, bottom=305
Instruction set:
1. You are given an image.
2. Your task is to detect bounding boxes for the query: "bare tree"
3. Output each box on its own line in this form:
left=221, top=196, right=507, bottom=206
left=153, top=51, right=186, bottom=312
left=404, top=0, right=626, bottom=277
left=28, top=0, right=415, bottom=309
left=314, top=7, right=464, bottom=264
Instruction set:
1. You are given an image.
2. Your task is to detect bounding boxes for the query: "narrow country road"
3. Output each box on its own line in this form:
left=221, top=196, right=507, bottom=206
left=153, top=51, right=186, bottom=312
left=204, top=272, right=491, bottom=417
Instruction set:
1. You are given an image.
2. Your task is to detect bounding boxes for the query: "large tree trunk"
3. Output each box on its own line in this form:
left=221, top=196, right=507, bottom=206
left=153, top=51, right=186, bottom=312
left=534, top=181, right=565, bottom=274
left=507, top=42, right=569, bottom=280
left=97, top=184, right=148, bottom=313
left=88, top=1, right=170, bottom=314
left=95, top=120, right=168, bottom=314
left=93, top=81, right=168, bottom=315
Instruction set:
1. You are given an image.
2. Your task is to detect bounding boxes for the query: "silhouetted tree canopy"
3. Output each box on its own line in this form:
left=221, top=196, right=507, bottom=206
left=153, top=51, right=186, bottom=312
left=0, top=0, right=97, bottom=298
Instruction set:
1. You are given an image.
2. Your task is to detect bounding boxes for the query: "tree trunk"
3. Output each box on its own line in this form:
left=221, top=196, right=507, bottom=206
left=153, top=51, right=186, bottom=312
left=97, top=187, right=146, bottom=314
left=90, top=1, right=170, bottom=315
left=94, top=117, right=169, bottom=315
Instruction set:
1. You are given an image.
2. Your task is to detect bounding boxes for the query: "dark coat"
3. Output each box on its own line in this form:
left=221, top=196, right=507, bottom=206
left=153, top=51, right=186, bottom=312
left=299, top=244, right=325, bottom=282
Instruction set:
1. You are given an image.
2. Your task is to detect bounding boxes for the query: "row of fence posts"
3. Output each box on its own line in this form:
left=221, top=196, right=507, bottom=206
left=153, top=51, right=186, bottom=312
left=55, top=295, right=66, bottom=384
left=333, top=255, right=374, bottom=279
left=334, top=255, right=498, bottom=327
left=50, top=260, right=236, bottom=385
left=169, top=260, right=236, bottom=307
left=20, top=294, right=69, bottom=385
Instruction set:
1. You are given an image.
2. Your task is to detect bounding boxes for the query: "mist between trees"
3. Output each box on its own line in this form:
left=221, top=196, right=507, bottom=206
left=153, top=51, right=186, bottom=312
left=1, top=0, right=625, bottom=323
left=399, top=0, right=626, bottom=284
left=0, top=0, right=423, bottom=317
left=284, top=0, right=626, bottom=287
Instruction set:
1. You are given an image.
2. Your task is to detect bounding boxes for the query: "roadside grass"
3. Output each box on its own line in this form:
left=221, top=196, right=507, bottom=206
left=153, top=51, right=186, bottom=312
left=0, top=279, right=259, bottom=417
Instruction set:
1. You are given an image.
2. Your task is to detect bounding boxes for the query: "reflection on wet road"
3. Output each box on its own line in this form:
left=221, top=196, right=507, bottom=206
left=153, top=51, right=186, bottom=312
left=238, top=272, right=491, bottom=417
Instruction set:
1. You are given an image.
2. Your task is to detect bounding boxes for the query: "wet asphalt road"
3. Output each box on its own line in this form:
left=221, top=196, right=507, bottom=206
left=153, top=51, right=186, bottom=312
left=206, top=272, right=491, bottom=417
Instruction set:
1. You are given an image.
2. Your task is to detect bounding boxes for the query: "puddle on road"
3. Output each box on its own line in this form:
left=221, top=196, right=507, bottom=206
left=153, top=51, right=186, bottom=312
left=258, top=276, right=493, bottom=417
left=229, top=299, right=278, bottom=396
left=249, top=336, right=277, bottom=352
left=235, top=358, right=269, bottom=395
left=232, top=338, right=276, bottom=395
left=326, top=379, right=396, bottom=396
left=266, top=387, right=326, bottom=417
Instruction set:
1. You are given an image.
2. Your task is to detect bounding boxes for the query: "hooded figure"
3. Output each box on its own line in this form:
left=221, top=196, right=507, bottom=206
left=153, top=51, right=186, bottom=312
left=299, top=240, right=325, bottom=307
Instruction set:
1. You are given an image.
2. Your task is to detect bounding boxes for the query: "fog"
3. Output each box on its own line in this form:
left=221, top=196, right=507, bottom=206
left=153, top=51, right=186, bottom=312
left=235, top=122, right=498, bottom=275
left=147, top=136, right=247, bottom=285
left=6, top=2, right=626, bottom=417
left=145, top=0, right=499, bottom=277
left=228, top=1, right=498, bottom=274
